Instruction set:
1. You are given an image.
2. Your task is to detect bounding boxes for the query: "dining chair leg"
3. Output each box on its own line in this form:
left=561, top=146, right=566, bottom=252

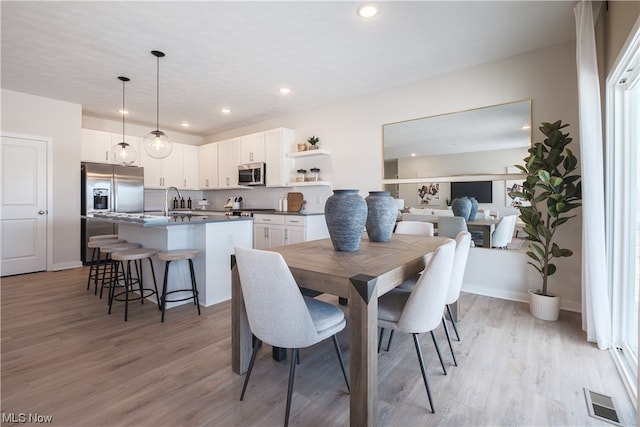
left=284, top=348, right=299, bottom=427
left=378, top=328, right=385, bottom=353
left=240, top=338, right=261, bottom=401
left=332, top=335, right=350, bottom=392
left=412, top=333, right=435, bottom=413
left=446, top=304, right=460, bottom=341
left=430, top=331, right=447, bottom=375
left=386, top=329, right=395, bottom=352
left=441, top=316, right=458, bottom=366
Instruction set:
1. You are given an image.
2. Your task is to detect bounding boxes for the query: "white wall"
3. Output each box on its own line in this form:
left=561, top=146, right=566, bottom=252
left=82, top=116, right=203, bottom=146
left=204, top=41, right=582, bottom=311
left=1, top=89, right=82, bottom=270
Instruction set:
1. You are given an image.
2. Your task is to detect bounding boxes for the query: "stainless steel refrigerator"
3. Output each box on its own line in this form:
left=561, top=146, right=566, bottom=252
left=81, top=162, right=144, bottom=264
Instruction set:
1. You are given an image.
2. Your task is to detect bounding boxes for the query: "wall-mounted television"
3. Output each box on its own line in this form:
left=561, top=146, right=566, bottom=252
left=450, top=181, right=493, bottom=203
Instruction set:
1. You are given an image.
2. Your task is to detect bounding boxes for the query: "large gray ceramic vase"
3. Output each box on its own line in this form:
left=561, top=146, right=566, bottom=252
left=324, top=189, right=367, bottom=252
left=451, top=197, right=472, bottom=220
left=468, top=196, right=479, bottom=220
left=365, top=191, right=397, bottom=243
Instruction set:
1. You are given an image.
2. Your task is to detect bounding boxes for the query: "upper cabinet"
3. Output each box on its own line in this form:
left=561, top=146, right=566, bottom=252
left=139, top=141, right=199, bottom=190
left=81, top=129, right=141, bottom=166
left=240, top=132, right=266, bottom=164
left=265, top=128, right=295, bottom=187
left=218, top=138, right=242, bottom=188
left=198, top=143, right=218, bottom=189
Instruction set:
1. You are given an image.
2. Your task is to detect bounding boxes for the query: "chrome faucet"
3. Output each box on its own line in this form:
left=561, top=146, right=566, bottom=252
left=164, top=186, right=182, bottom=216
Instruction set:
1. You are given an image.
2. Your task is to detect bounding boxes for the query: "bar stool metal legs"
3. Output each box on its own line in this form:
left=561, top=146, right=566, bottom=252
left=108, top=248, right=160, bottom=321
left=157, top=250, right=201, bottom=322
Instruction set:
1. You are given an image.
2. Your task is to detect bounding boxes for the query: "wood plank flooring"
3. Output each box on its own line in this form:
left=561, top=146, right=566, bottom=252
left=1, top=267, right=636, bottom=426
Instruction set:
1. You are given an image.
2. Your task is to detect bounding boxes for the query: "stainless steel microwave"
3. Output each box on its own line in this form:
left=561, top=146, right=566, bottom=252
left=238, top=162, right=266, bottom=186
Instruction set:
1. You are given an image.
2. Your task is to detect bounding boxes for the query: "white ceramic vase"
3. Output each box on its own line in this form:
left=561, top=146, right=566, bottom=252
left=528, top=289, right=560, bottom=321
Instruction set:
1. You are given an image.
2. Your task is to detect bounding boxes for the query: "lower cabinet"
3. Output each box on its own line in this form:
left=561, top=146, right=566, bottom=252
left=253, top=214, right=328, bottom=249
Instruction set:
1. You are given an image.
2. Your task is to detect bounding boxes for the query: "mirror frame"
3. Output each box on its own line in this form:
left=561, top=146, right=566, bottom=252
left=381, top=99, right=532, bottom=184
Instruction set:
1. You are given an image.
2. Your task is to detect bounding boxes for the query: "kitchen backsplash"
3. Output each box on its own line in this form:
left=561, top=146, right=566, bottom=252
left=144, top=186, right=333, bottom=213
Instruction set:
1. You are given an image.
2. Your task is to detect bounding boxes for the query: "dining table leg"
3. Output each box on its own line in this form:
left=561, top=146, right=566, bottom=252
left=349, top=274, right=378, bottom=427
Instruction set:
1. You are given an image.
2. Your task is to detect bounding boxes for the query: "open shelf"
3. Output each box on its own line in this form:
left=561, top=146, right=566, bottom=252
left=286, top=149, right=331, bottom=158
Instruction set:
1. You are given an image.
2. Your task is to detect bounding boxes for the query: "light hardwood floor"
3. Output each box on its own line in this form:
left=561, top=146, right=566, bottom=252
left=1, top=267, right=636, bottom=426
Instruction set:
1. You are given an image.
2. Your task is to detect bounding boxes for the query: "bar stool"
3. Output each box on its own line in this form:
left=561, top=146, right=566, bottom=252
left=86, top=237, right=124, bottom=293
left=157, top=250, right=201, bottom=322
left=99, top=242, right=142, bottom=299
left=108, top=248, right=160, bottom=321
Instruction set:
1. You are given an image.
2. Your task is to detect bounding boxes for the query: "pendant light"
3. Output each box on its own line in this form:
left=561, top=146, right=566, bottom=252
left=142, top=50, right=173, bottom=159
left=111, top=76, right=137, bottom=165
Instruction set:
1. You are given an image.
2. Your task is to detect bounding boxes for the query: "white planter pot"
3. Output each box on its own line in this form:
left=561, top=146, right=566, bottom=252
left=528, top=289, right=560, bottom=321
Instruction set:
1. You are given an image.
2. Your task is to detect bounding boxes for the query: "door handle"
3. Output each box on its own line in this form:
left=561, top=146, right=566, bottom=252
left=38, top=210, right=46, bottom=215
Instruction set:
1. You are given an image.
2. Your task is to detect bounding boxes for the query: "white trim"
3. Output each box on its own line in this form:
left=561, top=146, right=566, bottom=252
left=0, top=132, right=54, bottom=272
left=461, top=283, right=582, bottom=313
left=605, top=15, right=640, bottom=410
left=51, top=261, right=83, bottom=271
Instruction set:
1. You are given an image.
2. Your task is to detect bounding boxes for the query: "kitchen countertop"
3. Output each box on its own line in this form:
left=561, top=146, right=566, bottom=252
left=195, top=210, right=325, bottom=216
left=85, top=213, right=252, bottom=227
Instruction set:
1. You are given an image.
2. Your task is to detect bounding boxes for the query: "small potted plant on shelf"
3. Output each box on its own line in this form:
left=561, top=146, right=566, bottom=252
left=307, top=135, right=320, bottom=150
left=508, top=120, right=582, bottom=321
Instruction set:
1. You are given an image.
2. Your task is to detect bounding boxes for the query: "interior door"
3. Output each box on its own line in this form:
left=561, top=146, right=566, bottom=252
left=1, top=136, right=48, bottom=275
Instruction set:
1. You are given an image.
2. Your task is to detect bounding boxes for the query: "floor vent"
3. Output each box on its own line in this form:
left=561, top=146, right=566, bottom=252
left=584, top=388, right=622, bottom=426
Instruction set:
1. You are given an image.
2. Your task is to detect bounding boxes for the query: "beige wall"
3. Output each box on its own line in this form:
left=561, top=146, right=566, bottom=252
left=1, top=89, right=82, bottom=270
left=205, top=41, right=583, bottom=311
left=598, top=1, right=640, bottom=74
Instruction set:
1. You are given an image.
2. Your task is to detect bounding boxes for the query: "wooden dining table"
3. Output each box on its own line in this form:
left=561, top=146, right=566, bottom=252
left=231, top=233, right=450, bottom=426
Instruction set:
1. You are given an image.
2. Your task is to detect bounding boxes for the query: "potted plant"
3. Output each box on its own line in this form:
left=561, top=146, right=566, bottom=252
left=509, top=120, right=582, bottom=321
left=307, top=135, right=320, bottom=150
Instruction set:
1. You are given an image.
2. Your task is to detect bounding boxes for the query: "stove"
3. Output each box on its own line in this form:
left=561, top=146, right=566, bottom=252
left=224, top=208, right=276, bottom=217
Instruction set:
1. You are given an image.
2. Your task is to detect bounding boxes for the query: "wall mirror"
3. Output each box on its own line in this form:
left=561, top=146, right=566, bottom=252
left=382, top=99, right=532, bottom=181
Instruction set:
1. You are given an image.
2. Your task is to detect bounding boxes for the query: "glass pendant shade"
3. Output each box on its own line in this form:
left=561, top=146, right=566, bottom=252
left=112, top=76, right=137, bottom=166
left=112, top=141, right=137, bottom=165
left=143, top=130, right=172, bottom=159
left=143, top=50, right=172, bottom=160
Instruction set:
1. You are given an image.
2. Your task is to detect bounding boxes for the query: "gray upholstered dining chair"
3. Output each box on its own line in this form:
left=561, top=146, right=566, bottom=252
left=233, top=246, right=349, bottom=427
left=377, top=239, right=456, bottom=413
left=437, top=216, right=468, bottom=238
left=491, top=215, right=517, bottom=249
left=443, top=231, right=472, bottom=353
left=395, top=220, right=434, bottom=236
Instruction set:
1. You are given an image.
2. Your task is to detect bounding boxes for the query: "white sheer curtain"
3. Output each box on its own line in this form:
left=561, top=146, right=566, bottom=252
left=574, top=1, right=611, bottom=350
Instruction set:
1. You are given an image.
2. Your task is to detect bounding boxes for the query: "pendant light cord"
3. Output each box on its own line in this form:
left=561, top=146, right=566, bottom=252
left=122, top=78, right=126, bottom=139
left=155, top=54, right=160, bottom=132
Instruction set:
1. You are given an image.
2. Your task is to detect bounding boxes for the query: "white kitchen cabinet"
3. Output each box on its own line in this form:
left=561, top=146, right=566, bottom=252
left=265, top=128, right=295, bottom=187
left=140, top=142, right=197, bottom=189
left=253, top=214, right=285, bottom=249
left=253, top=214, right=328, bottom=249
left=198, top=143, right=218, bottom=189
left=182, top=144, right=198, bottom=189
left=218, top=138, right=241, bottom=188
left=240, top=132, right=265, bottom=164
left=81, top=129, right=113, bottom=163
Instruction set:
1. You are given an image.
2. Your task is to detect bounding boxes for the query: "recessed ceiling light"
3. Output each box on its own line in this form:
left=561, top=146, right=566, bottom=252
left=181, top=122, right=190, bottom=128
left=411, top=153, right=416, bottom=157
left=357, top=4, right=378, bottom=18
left=221, top=108, right=231, bottom=114
left=522, top=125, right=531, bottom=130
left=118, top=109, right=129, bottom=115
left=279, top=87, right=291, bottom=95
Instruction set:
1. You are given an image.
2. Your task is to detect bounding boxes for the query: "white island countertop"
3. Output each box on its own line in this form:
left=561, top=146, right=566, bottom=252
left=88, top=212, right=252, bottom=226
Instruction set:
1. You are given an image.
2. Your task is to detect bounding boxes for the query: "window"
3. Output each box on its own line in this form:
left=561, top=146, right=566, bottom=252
left=606, top=21, right=640, bottom=406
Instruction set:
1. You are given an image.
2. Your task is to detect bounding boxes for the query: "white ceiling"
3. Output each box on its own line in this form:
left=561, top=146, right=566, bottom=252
left=1, top=1, right=576, bottom=139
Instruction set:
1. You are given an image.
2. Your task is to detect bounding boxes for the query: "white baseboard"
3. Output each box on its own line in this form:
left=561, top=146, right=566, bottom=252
left=51, top=261, right=83, bottom=271
left=462, top=283, right=582, bottom=313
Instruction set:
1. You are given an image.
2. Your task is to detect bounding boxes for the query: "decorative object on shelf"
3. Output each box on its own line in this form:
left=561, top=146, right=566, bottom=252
left=297, top=143, right=307, bottom=152
left=365, top=191, right=397, bottom=243
left=143, top=50, right=173, bottom=159
left=296, top=169, right=307, bottom=182
left=467, top=196, right=479, bottom=220
left=306, top=167, right=320, bottom=181
left=324, top=189, right=367, bottom=252
left=508, top=121, right=582, bottom=321
left=451, top=197, right=471, bottom=220
left=111, top=76, right=137, bottom=165
left=307, top=135, right=320, bottom=150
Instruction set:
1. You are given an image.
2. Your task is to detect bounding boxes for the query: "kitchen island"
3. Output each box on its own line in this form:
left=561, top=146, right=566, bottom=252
left=90, top=213, right=253, bottom=308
